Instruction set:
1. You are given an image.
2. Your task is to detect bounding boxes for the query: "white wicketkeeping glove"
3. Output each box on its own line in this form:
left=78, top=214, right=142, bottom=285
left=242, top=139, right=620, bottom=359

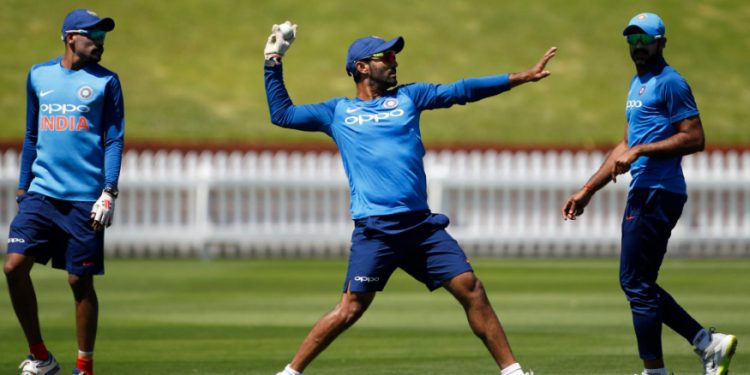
left=91, top=190, right=115, bottom=229
left=264, top=21, right=297, bottom=59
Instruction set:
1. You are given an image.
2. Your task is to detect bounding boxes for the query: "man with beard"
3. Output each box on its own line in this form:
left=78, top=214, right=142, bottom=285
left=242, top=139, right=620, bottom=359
left=5, top=8, right=124, bottom=375
left=562, top=12, right=737, bottom=375
left=264, top=21, right=555, bottom=375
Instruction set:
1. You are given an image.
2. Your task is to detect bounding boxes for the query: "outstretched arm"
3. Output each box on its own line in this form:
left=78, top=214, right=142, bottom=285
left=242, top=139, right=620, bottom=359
left=509, top=47, right=557, bottom=87
left=406, top=47, right=558, bottom=110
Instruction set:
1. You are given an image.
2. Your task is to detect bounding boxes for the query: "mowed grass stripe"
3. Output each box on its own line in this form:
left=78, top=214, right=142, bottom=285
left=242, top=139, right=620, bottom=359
left=0, top=258, right=747, bottom=374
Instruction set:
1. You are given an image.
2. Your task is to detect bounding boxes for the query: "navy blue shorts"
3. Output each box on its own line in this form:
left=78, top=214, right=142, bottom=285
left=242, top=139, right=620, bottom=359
left=7, top=192, right=104, bottom=275
left=344, top=210, right=473, bottom=292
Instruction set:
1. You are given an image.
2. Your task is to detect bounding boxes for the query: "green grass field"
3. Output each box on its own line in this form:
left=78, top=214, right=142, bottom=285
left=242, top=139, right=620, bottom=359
left=0, top=258, right=746, bottom=374
left=1, top=0, right=749, bottom=147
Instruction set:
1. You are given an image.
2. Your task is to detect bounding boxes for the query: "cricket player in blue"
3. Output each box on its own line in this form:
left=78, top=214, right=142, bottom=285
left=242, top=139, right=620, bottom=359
left=562, top=13, right=737, bottom=375
left=264, top=21, right=556, bottom=375
left=4, top=9, right=124, bottom=375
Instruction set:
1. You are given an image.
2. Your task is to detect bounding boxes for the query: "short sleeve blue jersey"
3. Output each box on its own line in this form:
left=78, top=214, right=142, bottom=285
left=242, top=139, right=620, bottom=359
left=265, top=64, right=510, bottom=219
left=625, top=58, right=699, bottom=195
left=20, top=57, right=125, bottom=201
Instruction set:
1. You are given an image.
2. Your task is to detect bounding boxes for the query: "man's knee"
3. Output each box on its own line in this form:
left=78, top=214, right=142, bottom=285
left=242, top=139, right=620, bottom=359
left=447, top=272, right=491, bottom=306
left=68, top=274, right=95, bottom=299
left=4, top=254, right=33, bottom=280
left=334, top=293, right=372, bottom=325
left=620, top=281, right=660, bottom=312
left=452, top=272, right=483, bottom=292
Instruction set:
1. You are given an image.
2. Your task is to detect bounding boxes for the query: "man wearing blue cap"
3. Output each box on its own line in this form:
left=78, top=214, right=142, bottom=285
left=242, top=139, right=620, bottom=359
left=264, top=21, right=555, bottom=375
left=5, top=8, right=123, bottom=375
left=562, top=12, right=737, bottom=375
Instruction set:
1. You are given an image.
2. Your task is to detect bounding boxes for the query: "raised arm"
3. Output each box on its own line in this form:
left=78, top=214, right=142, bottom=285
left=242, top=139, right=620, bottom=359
left=509, top=47, right=557, bottom=87
left=263, top=21, right=334, bottom=133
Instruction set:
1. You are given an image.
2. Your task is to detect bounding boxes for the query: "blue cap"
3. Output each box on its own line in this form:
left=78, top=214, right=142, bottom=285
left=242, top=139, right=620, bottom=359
left=61, top=9, right=115, bottom=39
left=345, top=36, right=404, bottom=76
left=623, top=12, right=665, bottom=37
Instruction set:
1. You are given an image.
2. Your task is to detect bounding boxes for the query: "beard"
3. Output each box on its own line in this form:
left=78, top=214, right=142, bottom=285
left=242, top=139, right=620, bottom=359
left=372, top=69, right=398, bottom=88
left=630, top=46, right=660, bottom=67
left=73, top=44, right=103, bottom=64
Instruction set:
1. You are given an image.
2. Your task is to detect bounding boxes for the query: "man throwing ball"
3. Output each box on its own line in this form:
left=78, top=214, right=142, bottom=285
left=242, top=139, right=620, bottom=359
left=264, top=21, right=555, bottom=375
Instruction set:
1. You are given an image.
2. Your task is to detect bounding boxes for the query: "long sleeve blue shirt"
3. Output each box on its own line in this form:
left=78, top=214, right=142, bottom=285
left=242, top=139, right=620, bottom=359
left=265, top=64, right=510, bottom=219
left=20, top=57, right=125, bottom=201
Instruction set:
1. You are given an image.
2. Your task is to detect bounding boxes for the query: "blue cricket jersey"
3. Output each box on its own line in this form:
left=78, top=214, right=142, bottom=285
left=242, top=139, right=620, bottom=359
left=625, top=58, right=699, bottom=196
left=265, top=64, right=510, bottom=219
left=19, top=57, right=125, bottom=201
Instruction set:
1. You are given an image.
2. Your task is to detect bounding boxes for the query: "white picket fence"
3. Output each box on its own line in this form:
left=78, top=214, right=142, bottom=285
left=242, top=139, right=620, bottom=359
left=1, top=149, right=748, bottom=257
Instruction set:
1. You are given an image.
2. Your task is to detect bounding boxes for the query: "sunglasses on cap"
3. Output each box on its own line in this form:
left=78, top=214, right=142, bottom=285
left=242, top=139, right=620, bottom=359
left=626, top=33, right=661, bottom=46
left=66, top=29, right=107, bottom=41
left=367, top=50, right=396, bottom=63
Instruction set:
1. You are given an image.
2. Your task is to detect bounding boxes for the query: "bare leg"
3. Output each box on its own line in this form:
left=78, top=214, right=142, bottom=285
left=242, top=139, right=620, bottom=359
left=69, top=274, right=98, bottom=352
left=289, top=290, right=376, bottom=372
left=4, top=253, right=43, bottom=345
left=444, top=271, right=517, bottom=369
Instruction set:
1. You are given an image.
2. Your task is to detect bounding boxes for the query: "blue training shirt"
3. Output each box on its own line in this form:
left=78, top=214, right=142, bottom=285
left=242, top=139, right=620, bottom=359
left=625, top=58, right=699, bottom=196
left=19, top=57, right=125, bottom=201
left=265, top=64, right=510, bottom=219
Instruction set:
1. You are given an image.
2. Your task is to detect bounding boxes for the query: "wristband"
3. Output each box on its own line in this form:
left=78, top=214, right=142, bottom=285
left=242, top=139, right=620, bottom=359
left=265, top=55, right=282, bottom=67
left=103, top=186, right=119, bottom=199
left=583, top=183, right=594, bottom=192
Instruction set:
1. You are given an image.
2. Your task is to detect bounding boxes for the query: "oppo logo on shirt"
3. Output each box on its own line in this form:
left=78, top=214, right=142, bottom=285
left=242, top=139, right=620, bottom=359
left=626, top=100, right=643, bottom=109
left=344, top=109, right=405, bottom=125
left=40, top=103, right=91, bottom=114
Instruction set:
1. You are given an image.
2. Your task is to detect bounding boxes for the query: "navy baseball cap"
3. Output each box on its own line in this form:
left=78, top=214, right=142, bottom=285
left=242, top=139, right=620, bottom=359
left=345, top=36, right=404, bottom=76
left=623, top=12, right=665, bottom=37
left=61, top=9, right=115, bottom=39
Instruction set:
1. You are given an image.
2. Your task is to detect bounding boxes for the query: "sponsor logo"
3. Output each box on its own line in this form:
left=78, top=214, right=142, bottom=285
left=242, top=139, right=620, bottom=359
left=382, top=98, right=398, bottom=108
left=626, top=100, right=643, bottom=109
left=40, top=103, right=91, bottom=114
left=344, top=108, right=404, bottom=125
left=39, top=89, right=55, bottom=97
left=353, top=275, right=380, bottom=283
left=625, top=215, right=637, bottom=221
left=78, top=86, right=94, bottom=101
left=38, top=103, right=92, bottom=132
left=8, top=238, right=25, bottom=243
left=638, top=85, right=646, bottom=96
left=345, top=107, right=361, bottom=114
left=82, top=261, right=96, bottom=267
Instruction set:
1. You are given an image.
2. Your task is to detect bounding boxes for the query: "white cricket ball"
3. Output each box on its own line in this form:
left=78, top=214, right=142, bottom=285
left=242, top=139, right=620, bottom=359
left=279, top=23, right=294, bottom=41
